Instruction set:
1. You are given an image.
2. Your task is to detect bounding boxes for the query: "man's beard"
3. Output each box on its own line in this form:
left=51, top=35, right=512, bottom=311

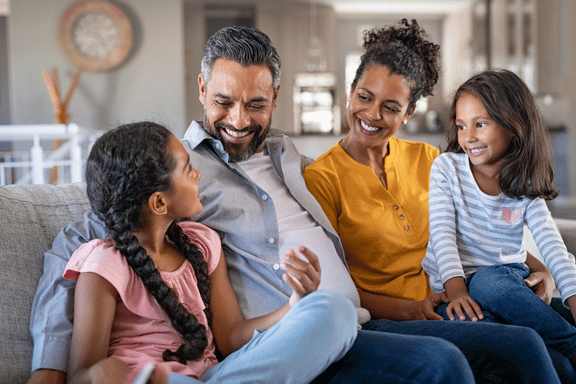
left=202, top=113, right=270, bottom=162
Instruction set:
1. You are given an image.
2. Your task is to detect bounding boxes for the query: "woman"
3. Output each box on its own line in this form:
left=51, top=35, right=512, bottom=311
left=304, top=18, right=573, bottom=383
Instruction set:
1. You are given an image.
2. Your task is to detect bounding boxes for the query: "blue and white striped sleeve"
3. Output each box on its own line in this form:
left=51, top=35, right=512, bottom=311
left=526, top=198, right=576, bottom=304
left=425, top=155, right=466, bottom=288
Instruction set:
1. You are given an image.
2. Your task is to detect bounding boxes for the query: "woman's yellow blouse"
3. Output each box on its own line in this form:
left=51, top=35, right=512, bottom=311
left=304, top=136, right=440, bottom=302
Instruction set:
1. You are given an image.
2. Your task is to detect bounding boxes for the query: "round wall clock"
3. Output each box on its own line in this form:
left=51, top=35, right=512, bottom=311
left=58, top=0, right=133, bottom=72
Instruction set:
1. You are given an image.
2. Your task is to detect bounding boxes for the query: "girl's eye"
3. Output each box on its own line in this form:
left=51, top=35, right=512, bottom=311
left=457, top=124, right=466, bottom=131
left=358, top=94, right=370, bottom=102
left=477, top=122, right=487, bottom=128
left=384, top=105, right=399, bottom=113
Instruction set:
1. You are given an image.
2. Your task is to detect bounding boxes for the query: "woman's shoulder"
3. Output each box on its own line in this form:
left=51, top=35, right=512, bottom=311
left=304, top=142, right=347, bottom=179
left=392, top=136, right=440, bottom=160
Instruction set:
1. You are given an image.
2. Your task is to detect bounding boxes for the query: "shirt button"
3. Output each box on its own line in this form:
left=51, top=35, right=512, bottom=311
left=273, top=263, right=280, bottom=270
left=268, top=237, right=276, bottom=244
left=215, top=142, right=222, bottom=150
left=261, top=194, right=268, bottom=201
left=393, top=205, right=399, bottom=210
left=404, top=225, right=410, bottom=231
left=399, top=214, right=405, bottom=220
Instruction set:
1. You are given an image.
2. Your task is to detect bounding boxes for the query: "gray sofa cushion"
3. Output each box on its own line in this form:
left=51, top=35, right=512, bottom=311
left=0, top=183, right=89, bottom=384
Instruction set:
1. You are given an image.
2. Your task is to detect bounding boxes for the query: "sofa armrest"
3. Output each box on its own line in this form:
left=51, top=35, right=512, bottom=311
left=0, top=183, right=89, bottom=383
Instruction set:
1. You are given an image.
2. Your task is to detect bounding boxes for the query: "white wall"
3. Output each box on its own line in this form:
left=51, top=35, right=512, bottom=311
left=8, top=0, right=188, bottom=137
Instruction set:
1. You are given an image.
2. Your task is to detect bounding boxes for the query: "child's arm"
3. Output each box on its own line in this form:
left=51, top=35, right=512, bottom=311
left=67, top=272, right=125, bottom=383
left=443, top=276, right=484, bottom=322
left=209, top=246, right=321, bottom=357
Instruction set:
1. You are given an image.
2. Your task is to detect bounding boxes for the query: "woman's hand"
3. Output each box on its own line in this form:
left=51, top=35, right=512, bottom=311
left=409, top=292, right=449, bottom=320
left=280, top=246, right=321, bottom=307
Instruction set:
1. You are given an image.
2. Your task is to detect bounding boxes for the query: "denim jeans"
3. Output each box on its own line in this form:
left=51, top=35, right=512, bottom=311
left=168, top=290, right=357, bottom=383
left=169, top=289, right=474, bottom=384
left=362, top=317, right=560, bottom=384
left=434, top=263, right=576, bottom=383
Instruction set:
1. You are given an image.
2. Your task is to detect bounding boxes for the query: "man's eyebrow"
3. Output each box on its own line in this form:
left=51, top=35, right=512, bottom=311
left=213, top=93, right=232, bottom=100
left=212, top=93, right=269, bottom=103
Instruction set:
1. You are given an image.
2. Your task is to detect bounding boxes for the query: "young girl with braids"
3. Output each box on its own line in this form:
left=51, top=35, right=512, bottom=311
left=64, top=121, right=357, bottom=383
left=422, top=69, right=576, bottom=366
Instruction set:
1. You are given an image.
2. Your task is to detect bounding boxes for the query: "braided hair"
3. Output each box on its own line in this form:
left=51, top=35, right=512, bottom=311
left=85, top=121, right=211, bottom=364
left=352, top=19, right=440, bottom=111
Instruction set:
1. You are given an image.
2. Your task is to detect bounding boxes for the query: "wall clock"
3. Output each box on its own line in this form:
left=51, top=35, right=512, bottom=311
left=58, top=0, right=133, bottom=72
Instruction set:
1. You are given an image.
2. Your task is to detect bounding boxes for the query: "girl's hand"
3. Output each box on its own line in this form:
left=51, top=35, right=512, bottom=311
left=446, top=294, right=484, bottom=322
left=280, top=246, right=321, bottom=307
left=86, top=356, right=130, bottom=384
left=410, top=292, right=449, bottom=320
left=444, top=276, right=484, bottom=322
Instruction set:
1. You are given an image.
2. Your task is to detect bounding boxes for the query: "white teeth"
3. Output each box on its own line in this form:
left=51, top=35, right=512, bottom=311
left=360, top=120, right=380, bottom=132
left=470, top=148, right=485, bottom=154
left=225, top=129, right=249, bottom=138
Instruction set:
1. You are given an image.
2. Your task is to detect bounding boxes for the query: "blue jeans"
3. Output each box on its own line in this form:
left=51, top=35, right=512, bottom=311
left=169, top=290, right=357, bottom=383
left=169, top=290, right=474, bottom=384
left=467, top=264, right=576, bottom=358
left=435, top=263, right=576, bottom=383
left=362, top=317, right=561, bottom=384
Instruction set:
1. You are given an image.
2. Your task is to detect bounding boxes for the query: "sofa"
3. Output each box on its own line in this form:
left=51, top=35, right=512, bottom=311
left=2, top=182, right=576, bottom=383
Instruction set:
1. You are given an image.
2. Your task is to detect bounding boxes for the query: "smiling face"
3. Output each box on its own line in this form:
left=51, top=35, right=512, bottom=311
left=346, top=64, right=414, bottom=152
left=165, top=135, right=203, bottom=219
left=455, top=92, right=511, bottom=176
left=199, top=58, right=279, bottom=162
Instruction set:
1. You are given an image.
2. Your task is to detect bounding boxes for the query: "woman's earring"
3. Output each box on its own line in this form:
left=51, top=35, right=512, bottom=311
left=403, top=119, right=408, bottom=124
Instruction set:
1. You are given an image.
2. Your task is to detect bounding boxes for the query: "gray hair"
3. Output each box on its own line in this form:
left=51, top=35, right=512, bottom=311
left=200, top=26, right=281, bottom=91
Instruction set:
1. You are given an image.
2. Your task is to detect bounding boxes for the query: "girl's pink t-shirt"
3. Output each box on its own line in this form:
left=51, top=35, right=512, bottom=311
left=64, top=221, right=221, bottom=380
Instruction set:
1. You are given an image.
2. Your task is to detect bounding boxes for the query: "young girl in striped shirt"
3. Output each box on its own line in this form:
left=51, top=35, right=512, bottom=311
left=422, top=69, right=576, bottom=367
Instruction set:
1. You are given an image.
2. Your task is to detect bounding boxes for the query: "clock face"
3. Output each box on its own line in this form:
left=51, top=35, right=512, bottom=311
left=59, top=0, right=133, bottom=72
left=73, top=12, right=121, bottom=60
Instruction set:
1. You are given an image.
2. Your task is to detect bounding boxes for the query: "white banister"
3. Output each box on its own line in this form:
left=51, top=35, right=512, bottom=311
left=31, top=135, right=43, bottom=184
left=0, top=124, right=103, bottom=185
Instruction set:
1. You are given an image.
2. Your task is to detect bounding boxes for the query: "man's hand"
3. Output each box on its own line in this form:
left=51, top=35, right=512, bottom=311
left=409, top=292, right=449, bottom=320
left=280, top=246, right=321, bottom=307
left=524, top=271, right=555, bottom=305
left=27, top=369, right=66, bottom=384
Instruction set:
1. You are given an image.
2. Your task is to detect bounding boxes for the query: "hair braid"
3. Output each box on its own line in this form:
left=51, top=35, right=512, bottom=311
left=167, top=222, right=212, bottom=326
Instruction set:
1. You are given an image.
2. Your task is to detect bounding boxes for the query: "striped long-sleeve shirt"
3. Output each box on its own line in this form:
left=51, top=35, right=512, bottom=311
left=421, top=152, right=576, bottom=304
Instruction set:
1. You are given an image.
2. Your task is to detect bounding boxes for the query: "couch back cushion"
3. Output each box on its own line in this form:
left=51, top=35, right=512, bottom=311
left=0, top=183, right=89, bottom=383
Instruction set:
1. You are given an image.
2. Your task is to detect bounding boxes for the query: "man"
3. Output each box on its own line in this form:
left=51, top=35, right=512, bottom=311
left=28, top=26, right=562, bottom=383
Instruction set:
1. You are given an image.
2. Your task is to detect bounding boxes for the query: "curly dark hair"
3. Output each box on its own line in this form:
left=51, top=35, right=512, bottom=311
left=85, top=121, right=212, bottom=364
left=352, top=18, right=440, bottom=111
left=446, top=70, right=558, bottom=200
